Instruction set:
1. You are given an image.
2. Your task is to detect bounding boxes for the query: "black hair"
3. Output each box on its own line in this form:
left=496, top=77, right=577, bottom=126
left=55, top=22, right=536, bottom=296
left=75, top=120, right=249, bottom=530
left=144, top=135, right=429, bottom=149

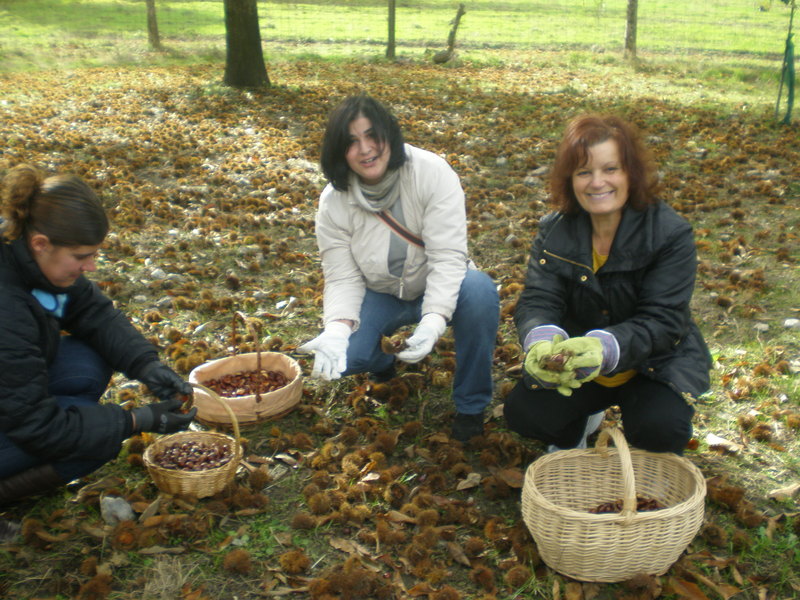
left=320, top=94, right=407, bottom=191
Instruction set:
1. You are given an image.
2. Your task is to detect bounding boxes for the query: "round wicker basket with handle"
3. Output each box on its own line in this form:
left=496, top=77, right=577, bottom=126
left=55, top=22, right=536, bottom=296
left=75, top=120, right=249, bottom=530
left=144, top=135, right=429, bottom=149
left=188, top=311, right=303, bottom=429
left=521, top=427, right=706, bottom=582
left=143, top=383, right=243, bottom=499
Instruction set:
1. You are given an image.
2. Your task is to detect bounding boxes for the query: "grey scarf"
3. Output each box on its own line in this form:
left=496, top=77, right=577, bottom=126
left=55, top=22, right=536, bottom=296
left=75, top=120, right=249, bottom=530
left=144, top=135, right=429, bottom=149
left=351, top=168, right=401, bottom=213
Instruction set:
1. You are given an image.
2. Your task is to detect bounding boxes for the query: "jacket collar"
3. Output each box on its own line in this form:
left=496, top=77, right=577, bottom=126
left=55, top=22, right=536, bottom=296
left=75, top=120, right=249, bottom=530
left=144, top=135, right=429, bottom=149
left=543, top=205, right=655, bottom=272
left=9, top=237, right=71, bottom=293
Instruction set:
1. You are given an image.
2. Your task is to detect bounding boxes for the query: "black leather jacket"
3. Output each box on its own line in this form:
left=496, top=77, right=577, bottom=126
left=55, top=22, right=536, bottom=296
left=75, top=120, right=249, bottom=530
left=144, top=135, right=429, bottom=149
left=0, top=238, right=158, bottom=463
left=515, top=202, right=711, bottom=398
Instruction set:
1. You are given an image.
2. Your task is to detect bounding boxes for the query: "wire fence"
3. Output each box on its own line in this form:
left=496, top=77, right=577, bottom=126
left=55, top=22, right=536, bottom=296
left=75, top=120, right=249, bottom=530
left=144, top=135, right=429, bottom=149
left=223, top=0, right=792, bottom=58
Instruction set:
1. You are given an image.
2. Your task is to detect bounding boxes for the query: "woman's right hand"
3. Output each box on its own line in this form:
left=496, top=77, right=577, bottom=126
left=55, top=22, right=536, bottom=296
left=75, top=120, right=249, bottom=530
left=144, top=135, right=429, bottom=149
left=297, top=321, right=352, bottom=380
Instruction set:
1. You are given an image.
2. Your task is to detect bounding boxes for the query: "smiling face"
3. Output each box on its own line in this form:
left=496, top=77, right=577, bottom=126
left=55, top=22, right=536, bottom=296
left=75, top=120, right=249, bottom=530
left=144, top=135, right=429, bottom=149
left=571, top=138, right=630, bottom=219
left=345, top=114, right=391, bottom=185
left=31, top=233, right=100, bottom=288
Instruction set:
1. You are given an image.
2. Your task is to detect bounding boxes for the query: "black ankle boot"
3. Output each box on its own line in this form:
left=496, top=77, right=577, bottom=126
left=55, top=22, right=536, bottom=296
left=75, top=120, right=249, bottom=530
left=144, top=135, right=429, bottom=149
left=0, top=464, right=64, bottom=505
left=451, top=412, right=485, bottom=442
left=369, top=363, right=397, bottom=383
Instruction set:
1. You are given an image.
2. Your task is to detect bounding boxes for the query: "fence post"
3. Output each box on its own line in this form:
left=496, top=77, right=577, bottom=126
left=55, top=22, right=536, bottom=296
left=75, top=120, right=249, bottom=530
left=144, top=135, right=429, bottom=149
left=386, top=0, right=396, bottom=59
left=624, top=0, right=638, bottom=59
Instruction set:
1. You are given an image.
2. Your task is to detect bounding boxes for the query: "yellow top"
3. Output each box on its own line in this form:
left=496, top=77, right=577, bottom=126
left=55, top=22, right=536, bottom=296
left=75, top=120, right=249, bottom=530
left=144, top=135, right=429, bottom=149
left=592, top=248, right=635, bottom=387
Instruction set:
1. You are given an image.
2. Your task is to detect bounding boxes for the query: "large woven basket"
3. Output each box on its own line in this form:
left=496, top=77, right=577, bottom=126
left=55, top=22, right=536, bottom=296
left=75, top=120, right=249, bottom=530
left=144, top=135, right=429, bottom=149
left=188, top=311, right=303, bottom=428
left=143, top=383, right=242, bottom=499
left=521, top=427, right=706, bottom=582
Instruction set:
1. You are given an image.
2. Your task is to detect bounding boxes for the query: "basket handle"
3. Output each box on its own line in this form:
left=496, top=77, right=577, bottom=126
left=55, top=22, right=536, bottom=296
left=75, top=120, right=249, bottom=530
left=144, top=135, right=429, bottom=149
left=594, top=427, right=637, bottom=517
left=231, top=311, right=263, bottom=403
left=190, top=382, right=241, bottom=454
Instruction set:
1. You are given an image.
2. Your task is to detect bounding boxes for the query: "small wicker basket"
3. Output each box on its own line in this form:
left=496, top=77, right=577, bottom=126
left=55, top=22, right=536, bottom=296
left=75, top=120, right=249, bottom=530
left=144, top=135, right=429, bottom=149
left=521, top=427, right=706, bottom=582
left=188, top=311, right=303, bottom=429
left=143, top=383, right=242, bottom=499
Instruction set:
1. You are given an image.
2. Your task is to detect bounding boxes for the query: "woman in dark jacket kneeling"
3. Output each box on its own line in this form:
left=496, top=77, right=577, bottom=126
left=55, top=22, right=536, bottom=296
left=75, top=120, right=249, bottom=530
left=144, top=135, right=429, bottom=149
left=504, top=115, right=711, bottom=454
left=0, top=164, right=196, bottom=506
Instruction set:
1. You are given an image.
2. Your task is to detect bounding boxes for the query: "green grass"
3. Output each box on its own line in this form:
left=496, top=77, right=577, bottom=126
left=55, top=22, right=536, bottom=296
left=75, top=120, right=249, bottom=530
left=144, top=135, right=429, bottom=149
left=0, top=0, right=794, bottom=73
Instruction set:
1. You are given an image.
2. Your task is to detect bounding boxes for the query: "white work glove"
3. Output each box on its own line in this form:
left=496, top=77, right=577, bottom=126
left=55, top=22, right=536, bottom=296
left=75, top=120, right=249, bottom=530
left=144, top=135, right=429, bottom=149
left=297, top=321, right=352, bottom=380
left=396, top=313, right=447, bottom=364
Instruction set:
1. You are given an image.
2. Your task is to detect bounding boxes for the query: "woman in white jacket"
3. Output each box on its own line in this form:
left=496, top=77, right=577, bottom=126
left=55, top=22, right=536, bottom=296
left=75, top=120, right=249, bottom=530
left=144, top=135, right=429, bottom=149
left=299, top=94, right=499, bottom=442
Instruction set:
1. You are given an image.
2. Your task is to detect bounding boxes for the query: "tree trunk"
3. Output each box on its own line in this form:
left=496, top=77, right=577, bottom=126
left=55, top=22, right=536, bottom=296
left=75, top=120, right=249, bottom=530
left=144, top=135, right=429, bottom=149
left=145, top=0, right=162, bottom=51
left=223, top=0, right=270, bottom=88
left=386, top=0, right=396, bottom=60
left=624, top=0, right=638, bottom=59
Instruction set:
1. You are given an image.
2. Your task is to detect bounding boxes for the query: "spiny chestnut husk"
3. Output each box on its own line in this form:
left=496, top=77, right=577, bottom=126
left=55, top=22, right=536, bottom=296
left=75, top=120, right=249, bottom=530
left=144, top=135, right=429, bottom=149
left=380, top=334, right=409, bottom=354
left=539, top=350, right=573, bottom=372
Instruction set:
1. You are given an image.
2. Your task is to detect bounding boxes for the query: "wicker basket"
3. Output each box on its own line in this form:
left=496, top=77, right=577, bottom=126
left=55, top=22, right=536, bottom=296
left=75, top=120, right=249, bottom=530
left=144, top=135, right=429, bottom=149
left=188, top=311, right=303, bottom=428
left=521, top=427, right=706, bottom=582
left=143, top=383, right=243, bottom=498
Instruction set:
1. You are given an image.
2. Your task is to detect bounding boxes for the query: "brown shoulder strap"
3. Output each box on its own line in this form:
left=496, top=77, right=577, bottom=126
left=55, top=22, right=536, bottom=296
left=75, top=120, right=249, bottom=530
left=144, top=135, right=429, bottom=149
left=376, top=211, right=425, bottom=248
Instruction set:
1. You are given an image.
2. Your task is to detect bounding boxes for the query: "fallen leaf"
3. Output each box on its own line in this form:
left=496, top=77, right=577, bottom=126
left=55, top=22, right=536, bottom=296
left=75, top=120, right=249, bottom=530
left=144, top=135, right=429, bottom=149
left=70, top=476, right=126, bottom=503
left=80, top=523, right=108, bottom=539
left=681, top=567, right=741, bottom=600
left=664, top=576, right=711, bottom=600
left=274, top=453, right=300, bottom=468
left=259, top=586, right=309, bottom=596
left=445, top=541, right=471, bottom=567
left=138, top=545, right=185, bottom=554
left=360, top=471, right=381, bottom=483
left=705, top=433, right=742, bottom=454
left=34, top=530, right=71, bottom=543
left=234, top=508, right=269, bottom=517
left=456, top=472, right=482, bottom=490
left=385, top=510, right=417, bottom=524
left=764, top=514, right=783, bottom=539
left=767, top=482, right=800, bottom=502
left=407, top=582, right=435, bottom=596
left=329, top=537, right=373, bottom=558
left=488, top=466, right=524, bottom=488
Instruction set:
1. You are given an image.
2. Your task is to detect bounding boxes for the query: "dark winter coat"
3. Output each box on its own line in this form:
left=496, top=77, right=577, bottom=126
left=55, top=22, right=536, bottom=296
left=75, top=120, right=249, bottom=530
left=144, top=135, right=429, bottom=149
left=514, top=201, right=712, bottom=398
left=0, top=238, right=158, bottom=462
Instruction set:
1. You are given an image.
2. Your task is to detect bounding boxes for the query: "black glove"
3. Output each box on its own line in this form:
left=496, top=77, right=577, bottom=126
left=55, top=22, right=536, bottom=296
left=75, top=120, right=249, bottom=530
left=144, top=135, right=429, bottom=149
left=138, top=362, right=192, bottom=401
left=131, top=397, right=197, bottom=434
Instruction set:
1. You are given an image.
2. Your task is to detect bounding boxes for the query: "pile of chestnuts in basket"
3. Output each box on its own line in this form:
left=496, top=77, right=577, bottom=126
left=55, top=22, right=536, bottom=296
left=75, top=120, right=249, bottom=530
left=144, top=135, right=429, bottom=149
left=588, top=495, right=664, bottom=514
left=203, top=369, right=289, bottom=398
left=153, top=440, right=233, bottom=471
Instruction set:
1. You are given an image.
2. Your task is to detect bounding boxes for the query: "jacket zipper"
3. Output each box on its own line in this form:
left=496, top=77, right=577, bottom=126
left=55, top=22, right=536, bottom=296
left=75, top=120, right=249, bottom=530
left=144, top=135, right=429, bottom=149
left=543, top=249, right=593, bottom=272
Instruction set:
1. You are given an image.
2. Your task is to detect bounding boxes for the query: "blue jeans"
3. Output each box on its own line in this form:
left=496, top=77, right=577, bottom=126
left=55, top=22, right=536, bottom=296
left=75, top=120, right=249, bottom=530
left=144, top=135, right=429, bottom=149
left=342, top=269, right=499, bottom=415
left=0, top=336, right=113, bottom=481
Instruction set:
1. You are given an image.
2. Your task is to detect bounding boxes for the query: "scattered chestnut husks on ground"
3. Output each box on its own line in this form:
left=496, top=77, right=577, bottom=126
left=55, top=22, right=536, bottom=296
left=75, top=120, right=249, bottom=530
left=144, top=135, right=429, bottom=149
left=154, top=441, right=233, bottom=471
left=588, top=495, right=665, bottom=514
left=204, top=369, right=289, bottom=397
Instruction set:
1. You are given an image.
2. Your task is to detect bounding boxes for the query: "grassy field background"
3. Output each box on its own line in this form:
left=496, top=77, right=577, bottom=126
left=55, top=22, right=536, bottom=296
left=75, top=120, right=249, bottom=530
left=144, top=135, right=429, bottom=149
left=0, top=1, right=799, bottom=599
left=0, top=0, right=794, bottom=71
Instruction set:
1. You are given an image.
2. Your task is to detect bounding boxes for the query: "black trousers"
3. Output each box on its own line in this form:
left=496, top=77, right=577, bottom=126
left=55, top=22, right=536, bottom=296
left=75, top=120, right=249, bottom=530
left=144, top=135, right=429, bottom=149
left=503, top=375, right=694, bottom=454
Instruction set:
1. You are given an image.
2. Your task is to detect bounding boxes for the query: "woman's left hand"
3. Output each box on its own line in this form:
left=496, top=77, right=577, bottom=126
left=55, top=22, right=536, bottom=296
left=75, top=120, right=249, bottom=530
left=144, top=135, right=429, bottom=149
left=396, top=313, right=447, bottom=363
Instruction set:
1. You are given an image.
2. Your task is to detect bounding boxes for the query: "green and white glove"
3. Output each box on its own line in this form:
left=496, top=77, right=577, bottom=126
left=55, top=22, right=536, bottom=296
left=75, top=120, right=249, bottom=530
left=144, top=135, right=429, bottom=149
left=553, top=330, right=620, bottom=385
left=523, top=334, right=581, bottom=396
